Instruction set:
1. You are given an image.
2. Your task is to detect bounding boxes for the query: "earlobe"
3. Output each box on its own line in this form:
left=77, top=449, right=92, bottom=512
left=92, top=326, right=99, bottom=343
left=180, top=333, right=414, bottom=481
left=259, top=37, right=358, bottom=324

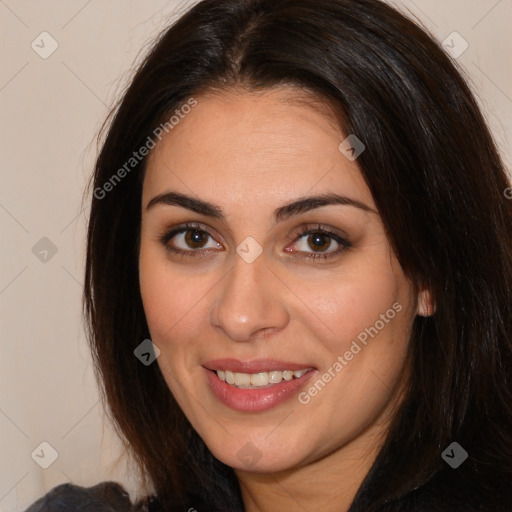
left=417, top=288, right=435, bottom=317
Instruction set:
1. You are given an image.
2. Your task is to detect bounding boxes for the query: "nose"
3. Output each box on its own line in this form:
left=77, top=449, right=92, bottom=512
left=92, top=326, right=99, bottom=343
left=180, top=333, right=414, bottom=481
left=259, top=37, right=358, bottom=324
left=209, top=251, right=290, bottom=342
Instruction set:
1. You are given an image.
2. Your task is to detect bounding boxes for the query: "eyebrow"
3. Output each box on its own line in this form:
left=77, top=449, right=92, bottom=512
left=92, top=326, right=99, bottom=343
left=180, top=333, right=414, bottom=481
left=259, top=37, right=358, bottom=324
left=146, top=190, right=376, bottom=222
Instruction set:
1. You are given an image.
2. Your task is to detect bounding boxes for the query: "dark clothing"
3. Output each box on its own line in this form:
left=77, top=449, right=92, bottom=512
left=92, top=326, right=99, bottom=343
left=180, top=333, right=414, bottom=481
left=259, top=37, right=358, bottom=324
left=24, top=463, right=512, bottom=511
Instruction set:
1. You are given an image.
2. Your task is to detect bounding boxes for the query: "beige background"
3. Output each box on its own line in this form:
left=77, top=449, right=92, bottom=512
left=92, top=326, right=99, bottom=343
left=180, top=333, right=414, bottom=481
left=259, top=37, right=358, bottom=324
left=1, top=1, right=511, bottom=510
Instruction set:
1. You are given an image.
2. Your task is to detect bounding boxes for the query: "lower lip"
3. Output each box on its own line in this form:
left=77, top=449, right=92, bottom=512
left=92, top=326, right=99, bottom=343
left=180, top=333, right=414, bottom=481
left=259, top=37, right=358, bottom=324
left=204, top=368, right=316, bottom=412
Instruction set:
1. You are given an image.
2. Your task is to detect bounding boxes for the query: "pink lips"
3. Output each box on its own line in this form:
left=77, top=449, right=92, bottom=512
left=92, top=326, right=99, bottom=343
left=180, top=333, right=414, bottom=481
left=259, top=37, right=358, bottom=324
left=202, top=358, right=317, bottom=412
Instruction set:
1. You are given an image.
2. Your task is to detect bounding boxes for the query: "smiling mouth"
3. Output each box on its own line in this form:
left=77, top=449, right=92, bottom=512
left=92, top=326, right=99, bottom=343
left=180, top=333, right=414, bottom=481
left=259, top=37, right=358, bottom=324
left=213, top=369, right=312, bottom=389
left=204, top=361, right=317, bottom=411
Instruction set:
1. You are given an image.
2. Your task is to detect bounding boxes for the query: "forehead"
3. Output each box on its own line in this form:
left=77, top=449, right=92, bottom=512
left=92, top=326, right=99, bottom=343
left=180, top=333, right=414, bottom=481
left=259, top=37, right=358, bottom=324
left=143, top=87, right=375, bottom=211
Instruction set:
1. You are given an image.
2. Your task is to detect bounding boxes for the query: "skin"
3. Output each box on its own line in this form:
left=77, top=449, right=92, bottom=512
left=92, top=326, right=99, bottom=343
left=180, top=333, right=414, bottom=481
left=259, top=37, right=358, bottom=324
left=139, top=87, right=432, bottom=512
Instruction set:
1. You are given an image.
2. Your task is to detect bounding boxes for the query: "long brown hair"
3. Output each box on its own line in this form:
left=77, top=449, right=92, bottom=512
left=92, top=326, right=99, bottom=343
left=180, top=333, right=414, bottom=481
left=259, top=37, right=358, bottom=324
left=84, top=0, right=512, bottom=510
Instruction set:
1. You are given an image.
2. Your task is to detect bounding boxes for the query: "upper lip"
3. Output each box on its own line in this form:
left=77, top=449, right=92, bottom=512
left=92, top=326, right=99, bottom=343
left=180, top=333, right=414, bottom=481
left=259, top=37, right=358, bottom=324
left=203, top=358, right=315, bottom=373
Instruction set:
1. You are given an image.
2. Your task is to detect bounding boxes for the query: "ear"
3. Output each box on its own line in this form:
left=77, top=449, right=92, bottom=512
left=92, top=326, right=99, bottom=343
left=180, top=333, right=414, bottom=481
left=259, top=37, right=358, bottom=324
left=417, top=286, right=435, bottom=317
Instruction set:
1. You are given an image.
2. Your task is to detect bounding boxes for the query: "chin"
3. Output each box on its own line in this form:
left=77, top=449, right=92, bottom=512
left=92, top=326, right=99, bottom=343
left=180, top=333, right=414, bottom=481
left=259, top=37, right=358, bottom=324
left=204, top=431, right=312, bottom=474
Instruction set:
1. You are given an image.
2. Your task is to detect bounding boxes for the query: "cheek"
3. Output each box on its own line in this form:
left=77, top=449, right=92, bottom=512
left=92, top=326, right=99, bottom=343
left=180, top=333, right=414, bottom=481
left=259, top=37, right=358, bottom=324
left=139, top=239, right=184, bottom=319
left=138, top=244, right=216, bottom=363
left=139, top=245, right=189, bottom=341
left=298, top=256, right=414, bottom=415
left=139, top=256, right=173, bottom=337
left=304, top=260, right=405, bottom=350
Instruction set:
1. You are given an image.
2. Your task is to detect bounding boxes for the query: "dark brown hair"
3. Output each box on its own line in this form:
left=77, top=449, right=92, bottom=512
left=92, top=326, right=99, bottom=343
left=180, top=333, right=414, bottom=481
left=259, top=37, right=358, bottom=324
left=84, top=0, right=512, bottom=510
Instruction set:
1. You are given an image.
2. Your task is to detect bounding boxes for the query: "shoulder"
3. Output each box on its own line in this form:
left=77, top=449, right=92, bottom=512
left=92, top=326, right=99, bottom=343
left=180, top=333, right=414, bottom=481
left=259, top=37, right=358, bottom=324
left=350, top=456, right=512, bottom=512
left=24, top=481, right=161, bottom=512
left=404, top=462, right=512, bottom=512
left=389, top=471, right=511, bottom=512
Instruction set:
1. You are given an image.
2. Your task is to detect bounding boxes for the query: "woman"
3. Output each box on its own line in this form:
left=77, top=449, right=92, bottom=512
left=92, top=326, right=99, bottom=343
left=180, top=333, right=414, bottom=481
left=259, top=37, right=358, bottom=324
left=27, top=0, right=512, bottom=510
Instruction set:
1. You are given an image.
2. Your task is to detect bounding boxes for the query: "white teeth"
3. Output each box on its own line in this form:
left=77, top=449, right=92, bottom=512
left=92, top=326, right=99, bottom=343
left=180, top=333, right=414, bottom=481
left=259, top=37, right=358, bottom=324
left=268, top=371, right=282, bottom=384
left=225, top=370, right=235, bottom=385
left=250, top=372, right=269, bottom=386
left=215, top=369, right=310, bottom=388
left=234, top=372, right=251, bottom=386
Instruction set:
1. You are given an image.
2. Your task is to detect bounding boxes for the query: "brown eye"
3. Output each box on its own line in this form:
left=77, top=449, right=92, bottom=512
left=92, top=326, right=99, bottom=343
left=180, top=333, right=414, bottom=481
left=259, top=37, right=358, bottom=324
left=160, top=223, right=223, bottom=257
left=184, top=229, right=210, bottom=249
left=285, top=225, right=352, bottom=262
left=306, top=232, right=333, bottom=252
left=294, top=231, right=340, bottom=254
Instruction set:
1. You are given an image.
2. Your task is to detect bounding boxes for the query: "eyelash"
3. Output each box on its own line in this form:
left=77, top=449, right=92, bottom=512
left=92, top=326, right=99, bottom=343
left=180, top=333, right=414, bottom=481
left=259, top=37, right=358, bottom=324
left=158, top=222, right=352, bottom=262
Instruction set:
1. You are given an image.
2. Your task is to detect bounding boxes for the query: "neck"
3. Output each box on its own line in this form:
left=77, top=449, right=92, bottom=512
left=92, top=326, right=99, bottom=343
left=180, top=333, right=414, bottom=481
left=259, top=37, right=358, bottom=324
left=235, top=423, right=386, bottom=512
left=234, top=372, right=411, bottom=512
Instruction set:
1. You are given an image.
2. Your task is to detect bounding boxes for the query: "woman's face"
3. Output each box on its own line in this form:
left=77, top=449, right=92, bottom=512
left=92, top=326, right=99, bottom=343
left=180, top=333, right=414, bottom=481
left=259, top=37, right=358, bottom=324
left=139, top=87, right=422, bottom=474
